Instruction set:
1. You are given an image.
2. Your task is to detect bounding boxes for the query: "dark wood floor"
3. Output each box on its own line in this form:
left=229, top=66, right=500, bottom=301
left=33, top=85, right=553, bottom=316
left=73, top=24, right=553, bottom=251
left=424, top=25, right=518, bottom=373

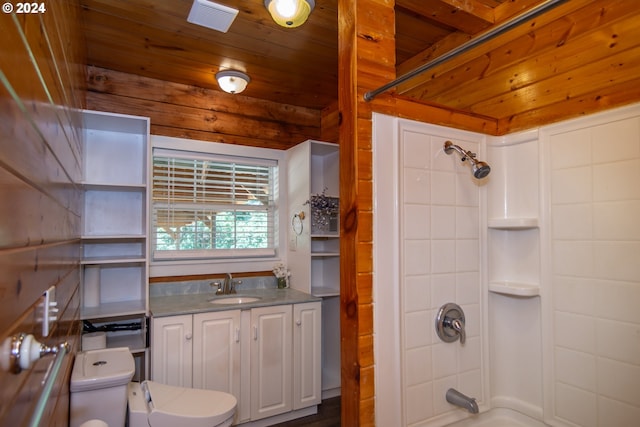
left=270, top=397, right=341, bottom=427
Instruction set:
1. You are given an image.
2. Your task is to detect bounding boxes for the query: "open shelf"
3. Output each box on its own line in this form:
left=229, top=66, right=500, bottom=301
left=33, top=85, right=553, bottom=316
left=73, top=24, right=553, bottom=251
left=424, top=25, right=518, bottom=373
left=487, top=218, right=538, bottom=229
left=82, top=300, right=147, bottom=320
left=489, top=281, right=540, bottom=297
left=311, top=286, right=340, bottom=297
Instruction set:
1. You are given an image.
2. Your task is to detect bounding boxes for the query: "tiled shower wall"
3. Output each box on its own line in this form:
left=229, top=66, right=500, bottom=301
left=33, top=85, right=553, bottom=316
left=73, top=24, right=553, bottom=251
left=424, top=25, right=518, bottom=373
left=545, top=108, right=640, bottom=426
left=399, top=124, right=485, bottom=425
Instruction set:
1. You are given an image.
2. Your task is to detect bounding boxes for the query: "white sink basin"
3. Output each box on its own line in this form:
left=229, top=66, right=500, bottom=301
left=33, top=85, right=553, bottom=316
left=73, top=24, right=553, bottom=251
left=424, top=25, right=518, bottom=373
left=209, top=296, right=262, bottom=305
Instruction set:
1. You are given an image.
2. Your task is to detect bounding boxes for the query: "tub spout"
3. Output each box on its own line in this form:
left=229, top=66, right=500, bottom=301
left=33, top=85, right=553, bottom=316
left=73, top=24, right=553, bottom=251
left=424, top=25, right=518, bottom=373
left=446, top=388, right=479, bottom=414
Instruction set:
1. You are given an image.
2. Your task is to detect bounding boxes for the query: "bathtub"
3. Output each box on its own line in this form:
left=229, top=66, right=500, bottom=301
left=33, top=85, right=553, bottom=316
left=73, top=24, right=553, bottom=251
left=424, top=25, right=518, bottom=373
left=444, top=408, right=549, bottom=427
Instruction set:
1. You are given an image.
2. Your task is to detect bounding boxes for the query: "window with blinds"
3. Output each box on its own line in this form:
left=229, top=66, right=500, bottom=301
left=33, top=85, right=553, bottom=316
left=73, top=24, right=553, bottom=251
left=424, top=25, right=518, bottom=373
left=152, top=149, right=277, bottom=259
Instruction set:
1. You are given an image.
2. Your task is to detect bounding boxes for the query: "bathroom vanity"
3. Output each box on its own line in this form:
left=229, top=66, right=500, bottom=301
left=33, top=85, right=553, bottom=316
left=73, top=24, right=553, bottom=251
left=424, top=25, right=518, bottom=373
left=149, top=287, right=322, bottom=425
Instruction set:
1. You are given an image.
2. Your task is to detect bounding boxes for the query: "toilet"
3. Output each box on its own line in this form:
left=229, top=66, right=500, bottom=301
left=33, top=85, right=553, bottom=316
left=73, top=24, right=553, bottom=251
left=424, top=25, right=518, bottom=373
left=70, top=347, right=135, bottom=427
left=128, top=380, right=237, bottom=427
left=70, top=347, right=237, bottom=427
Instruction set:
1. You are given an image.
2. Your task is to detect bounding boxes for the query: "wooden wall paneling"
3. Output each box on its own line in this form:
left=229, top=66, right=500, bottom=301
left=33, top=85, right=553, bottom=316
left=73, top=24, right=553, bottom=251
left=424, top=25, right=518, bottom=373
left=86, top=66, right=323, bottom=149
left=80, top=0, right=338, bottom=109
left=399, top=0, right=495, bottom=34
left=339, top=0, right=398, bottom=424
left=428, top=0, right=640, bottom=111
left=472, top=45, right=640, bottom=120
left=338, top=0, right=360, bottom=422
left=396, top=0, right=595, bottom=95
left=88, top=91, right=317, bottom=144
left=0, top=282, right=80, bottom=425
left=321, top=101, right=340, bottom=143
left=0, top=242, right=80, bottom=333
left=87, top=67, right=320, bottom=126
left=83, top=8, right=338, bottom=73
left=0, top=0, right=85, bottom=425
left=376, top=95, right=499, bottom=135
left=498, top=76, right=640, bottom=134
left=394, top=10, right=453, bottom=64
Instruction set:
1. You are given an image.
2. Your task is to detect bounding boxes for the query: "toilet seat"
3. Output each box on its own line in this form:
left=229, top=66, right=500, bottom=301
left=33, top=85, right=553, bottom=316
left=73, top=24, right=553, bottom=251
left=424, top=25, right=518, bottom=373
left=138, top=381, right=237, bottom=427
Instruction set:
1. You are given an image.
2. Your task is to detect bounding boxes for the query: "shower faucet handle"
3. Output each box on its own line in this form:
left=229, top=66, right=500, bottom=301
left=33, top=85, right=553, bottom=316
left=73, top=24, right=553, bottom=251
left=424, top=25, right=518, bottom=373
left=450, top=318, right=466, bottom=344
left=435, top=303, right=466, bottom=345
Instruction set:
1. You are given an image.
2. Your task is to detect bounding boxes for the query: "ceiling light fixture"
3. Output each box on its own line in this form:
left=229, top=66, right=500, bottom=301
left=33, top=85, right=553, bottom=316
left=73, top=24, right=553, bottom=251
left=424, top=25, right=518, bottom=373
left=264, top=0, right=315, bottom=28
left=215, top=70, right=250, bottom=94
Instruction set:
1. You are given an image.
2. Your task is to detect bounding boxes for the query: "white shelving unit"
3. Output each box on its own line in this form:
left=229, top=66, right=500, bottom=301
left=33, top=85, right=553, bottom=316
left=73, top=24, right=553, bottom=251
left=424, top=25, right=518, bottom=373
left=287, top=140, right=340, bottom=297
left=486, top=138, right=541, bottom=298
left=485, top=134, right=546, bottom=410
left=80, top=110, right=150, bottom=370
left=286, top=140, right=341, bottom=398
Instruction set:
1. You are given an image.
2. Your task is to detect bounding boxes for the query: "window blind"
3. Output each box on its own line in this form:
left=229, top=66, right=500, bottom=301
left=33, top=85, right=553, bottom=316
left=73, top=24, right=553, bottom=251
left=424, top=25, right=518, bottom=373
left=152, top=149, right=276, bottom=259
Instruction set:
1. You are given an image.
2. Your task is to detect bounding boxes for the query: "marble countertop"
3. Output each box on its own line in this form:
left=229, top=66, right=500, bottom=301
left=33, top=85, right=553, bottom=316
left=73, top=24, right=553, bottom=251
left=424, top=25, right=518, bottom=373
left=150, top=287, right=321, bottom=318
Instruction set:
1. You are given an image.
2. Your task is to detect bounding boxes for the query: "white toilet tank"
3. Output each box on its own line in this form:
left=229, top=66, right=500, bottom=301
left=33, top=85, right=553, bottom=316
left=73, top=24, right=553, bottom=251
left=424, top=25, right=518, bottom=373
left=70, top=347, right=135, bottom=427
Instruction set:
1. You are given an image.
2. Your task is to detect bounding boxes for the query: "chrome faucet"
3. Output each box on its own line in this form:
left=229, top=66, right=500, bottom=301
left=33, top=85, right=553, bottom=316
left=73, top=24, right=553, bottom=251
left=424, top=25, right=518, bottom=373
left=213, top=273, right=241, bottom=295
left=223, top=273, right=234, bottom=294
left=446, top=388, right=479, bottom=414
left=213, top=273, right=242, bottom=295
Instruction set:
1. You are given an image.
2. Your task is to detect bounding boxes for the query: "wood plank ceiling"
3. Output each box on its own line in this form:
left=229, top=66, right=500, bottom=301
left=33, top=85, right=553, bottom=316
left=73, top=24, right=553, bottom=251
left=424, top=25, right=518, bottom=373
left=80, top=0, right=640, bottom=133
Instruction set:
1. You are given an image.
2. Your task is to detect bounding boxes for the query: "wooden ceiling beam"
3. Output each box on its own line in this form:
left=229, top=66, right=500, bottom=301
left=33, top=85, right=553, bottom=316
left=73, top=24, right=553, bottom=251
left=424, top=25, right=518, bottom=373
left=395, top=1, right=545, bottom=86
left=392, top=0, right=595, bottom=95
left=397, top=31, right=472, bottom=77
left=397, top=0, right=495, bottom=34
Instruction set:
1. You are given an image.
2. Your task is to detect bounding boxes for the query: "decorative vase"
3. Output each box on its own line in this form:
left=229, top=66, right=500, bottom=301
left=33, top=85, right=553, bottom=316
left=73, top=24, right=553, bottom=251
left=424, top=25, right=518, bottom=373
left=277, top=277, right=287, bottom=289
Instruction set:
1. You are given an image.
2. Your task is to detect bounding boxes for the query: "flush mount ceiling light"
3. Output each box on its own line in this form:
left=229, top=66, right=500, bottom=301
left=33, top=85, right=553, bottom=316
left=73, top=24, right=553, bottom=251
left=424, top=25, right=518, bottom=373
left=264, top=0, right=315, bottom=28
left=215, top=70, right=250, bottom=94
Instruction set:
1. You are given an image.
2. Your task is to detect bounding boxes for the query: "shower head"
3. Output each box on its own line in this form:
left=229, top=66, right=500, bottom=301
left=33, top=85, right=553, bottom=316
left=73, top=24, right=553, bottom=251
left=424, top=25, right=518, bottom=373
left=471, top=160, right=491, bottom=179
left=443, top=141, right=491, bottom=179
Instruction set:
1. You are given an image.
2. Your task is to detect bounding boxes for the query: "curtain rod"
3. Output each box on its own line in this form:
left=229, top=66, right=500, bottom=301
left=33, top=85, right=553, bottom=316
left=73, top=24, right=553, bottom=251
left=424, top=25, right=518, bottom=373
left=363, top=0, right=570, bottom=102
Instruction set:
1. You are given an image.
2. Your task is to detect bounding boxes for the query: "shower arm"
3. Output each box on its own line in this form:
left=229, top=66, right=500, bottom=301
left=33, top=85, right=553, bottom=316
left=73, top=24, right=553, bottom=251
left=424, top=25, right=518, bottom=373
left=443, top=141, right=477, bottom=162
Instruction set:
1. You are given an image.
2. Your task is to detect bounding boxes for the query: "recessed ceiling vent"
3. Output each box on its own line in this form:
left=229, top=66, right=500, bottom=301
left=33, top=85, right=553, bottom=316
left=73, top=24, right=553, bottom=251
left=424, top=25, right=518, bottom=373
left=187, top=0, right=239, bottom=33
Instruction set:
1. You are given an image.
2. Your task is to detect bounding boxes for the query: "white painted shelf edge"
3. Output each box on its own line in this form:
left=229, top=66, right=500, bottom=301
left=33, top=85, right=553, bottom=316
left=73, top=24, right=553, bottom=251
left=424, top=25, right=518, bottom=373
left=81, top=300, right=146, bottom=320
left=81, top=256, right=146, bottom=265
left=106, top=331, right=147, bottom=353
left=82, top=182, right=146, bottom=190
left=488, top=281, right=540, bottom=297
left=81, top=234, right=146, bottom=239
left=311, top=286, right=340, bottom=297
left=487, top=217, right=539, bottom=229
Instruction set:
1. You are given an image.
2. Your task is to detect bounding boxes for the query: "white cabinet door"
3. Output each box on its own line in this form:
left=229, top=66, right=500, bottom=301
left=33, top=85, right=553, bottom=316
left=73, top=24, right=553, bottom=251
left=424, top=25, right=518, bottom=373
left=151, top=315, right=193, bottom=387
left=293, top=302, right=322, bottom=410
left=193, top=310, right=241, bottom=400
left=250, top=305, right=293, bottom=420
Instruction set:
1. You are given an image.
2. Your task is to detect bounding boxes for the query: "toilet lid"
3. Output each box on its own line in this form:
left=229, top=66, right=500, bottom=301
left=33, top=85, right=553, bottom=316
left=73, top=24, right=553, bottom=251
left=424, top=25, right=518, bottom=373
left=144, top=381, right=237, bottom=427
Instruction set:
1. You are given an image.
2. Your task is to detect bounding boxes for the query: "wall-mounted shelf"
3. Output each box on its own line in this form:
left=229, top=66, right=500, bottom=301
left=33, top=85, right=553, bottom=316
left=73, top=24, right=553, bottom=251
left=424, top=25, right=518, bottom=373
left=286, top=140, right=341, bottom=397
left=488, top=218, right=538, bottom=229
left=486, top=139, right=541, bottom=304
left=81, top=299, right=147, bottom=319
left=287, top=140, right=340, bottom=296
left=489, top=281, right=540, bottom=297
left=80, top=110, right=150, bottom=382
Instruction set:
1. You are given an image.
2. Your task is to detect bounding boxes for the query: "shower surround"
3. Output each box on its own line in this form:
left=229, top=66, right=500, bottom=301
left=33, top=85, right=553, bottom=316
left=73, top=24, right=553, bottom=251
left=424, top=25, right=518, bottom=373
left=372, top=103, right=640, bottom=427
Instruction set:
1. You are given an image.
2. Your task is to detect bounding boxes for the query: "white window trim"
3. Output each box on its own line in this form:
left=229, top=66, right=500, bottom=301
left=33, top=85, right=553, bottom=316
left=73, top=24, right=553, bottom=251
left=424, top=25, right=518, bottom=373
left=149, top=135, right=288, bottom=277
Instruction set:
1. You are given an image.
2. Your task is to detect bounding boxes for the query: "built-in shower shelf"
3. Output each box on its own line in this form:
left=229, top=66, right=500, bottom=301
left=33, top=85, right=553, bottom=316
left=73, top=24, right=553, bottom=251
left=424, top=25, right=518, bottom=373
left=487, top=218, right=538, bottom=229
left=489, top=281, right=539, bottom=297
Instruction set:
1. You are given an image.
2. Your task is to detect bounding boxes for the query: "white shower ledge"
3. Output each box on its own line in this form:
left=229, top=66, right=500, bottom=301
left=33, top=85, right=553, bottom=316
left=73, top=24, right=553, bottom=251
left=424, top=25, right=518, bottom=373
left=489, top=281, right=540, bottom=297
left=487, top=218, right=538, bottom=229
